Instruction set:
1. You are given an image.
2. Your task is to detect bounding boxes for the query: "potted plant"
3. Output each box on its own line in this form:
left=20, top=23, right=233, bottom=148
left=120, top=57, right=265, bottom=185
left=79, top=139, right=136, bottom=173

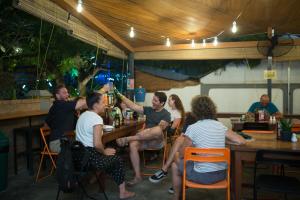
left=279, top=119, right=293, bottom=141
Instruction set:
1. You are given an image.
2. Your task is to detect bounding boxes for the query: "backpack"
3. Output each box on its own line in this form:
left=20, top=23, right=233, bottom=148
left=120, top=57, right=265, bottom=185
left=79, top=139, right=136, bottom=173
left=56, top=138, right=80, bottom=193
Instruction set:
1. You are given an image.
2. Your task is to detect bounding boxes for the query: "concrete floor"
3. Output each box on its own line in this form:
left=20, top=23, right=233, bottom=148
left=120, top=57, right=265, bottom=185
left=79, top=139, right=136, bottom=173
left=1, top=152, right=299, bottom=200
left=0, top=152, right=226, bottom=200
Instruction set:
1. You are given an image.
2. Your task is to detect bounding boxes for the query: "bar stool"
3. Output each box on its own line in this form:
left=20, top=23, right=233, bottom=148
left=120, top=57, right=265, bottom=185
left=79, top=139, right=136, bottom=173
left=13, top=125, right=42, bottom=174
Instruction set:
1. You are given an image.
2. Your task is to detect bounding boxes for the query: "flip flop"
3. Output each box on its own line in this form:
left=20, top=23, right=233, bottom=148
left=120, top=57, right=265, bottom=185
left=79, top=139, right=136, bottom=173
left=120, top=192, right=136, bottom=200
left=116, top=137, right=128, bottom=147
left=127, top=177, right=142, bottom=186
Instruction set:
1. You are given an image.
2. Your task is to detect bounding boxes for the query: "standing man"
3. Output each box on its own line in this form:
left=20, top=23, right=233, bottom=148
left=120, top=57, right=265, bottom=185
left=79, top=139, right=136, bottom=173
left=247, top=94, right=282, bottom=119
left=46, top=84, right=109, bottom=153
left=115, top=90, right=171, bottom=185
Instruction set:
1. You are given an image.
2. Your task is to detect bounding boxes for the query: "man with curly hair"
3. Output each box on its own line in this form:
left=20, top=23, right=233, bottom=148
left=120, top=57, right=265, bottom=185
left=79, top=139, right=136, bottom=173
left=149, top=95, right=245, bottom=200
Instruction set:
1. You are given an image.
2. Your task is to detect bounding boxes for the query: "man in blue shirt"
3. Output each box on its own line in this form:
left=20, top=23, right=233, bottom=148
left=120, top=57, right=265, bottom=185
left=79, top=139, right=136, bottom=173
left=247, top=94, right=282, bottom=119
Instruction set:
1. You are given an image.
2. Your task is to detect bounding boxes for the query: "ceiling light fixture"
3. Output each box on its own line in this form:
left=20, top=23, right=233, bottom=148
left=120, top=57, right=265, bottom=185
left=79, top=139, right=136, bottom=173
left=76, top=0, right=83, bottom=13
left=231, top=21, right=237, bottom=33
left=202, top=39, right=206, bottom=47
left=129, top=27, right=135, bottom=38
left=191, top=39, right=195, bottom=48
left=213, top=37, right=218, bottom=46
left=166, top=38, right=171, bottom=47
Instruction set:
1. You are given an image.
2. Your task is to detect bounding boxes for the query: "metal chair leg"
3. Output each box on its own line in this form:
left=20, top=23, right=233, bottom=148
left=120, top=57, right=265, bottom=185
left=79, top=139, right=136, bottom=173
left=55, top=187, right=61, bottom=200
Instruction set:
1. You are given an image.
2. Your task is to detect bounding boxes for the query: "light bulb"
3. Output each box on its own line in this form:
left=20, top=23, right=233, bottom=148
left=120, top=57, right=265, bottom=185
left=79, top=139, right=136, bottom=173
left=77, top=0, right=83, bottom=13
left=202, top=39, right=206, bottom=47
left=213, top=37, right=218, bottom=46
left=191, top=39, right=195, bottom=48
left=129, top=27, right=135, bottom=38
left=231, top=21, right=237, bottom=33
left=166, top=38, right=171, bottom=47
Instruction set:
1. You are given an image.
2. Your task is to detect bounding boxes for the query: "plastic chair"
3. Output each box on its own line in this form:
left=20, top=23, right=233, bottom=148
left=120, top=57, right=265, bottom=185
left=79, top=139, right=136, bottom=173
left=253, top=150, right=300, bottom=200
left=182, top=147, right=231, bottom=200
left=142, top=130, right=168, bottom=176
left=35, top=127, right=58, bottom=182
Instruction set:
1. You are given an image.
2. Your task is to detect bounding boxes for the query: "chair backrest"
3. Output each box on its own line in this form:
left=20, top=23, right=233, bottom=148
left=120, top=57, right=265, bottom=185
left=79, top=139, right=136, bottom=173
left=40, top=127, right=51, bottom=146
left=184, top=147, right=230, bottom=165
left=255, top=150, right=300, bottom=166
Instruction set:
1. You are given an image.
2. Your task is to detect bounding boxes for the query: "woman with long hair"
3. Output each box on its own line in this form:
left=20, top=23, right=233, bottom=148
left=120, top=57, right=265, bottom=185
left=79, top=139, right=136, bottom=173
left=167, top=94, right=185, bottom=136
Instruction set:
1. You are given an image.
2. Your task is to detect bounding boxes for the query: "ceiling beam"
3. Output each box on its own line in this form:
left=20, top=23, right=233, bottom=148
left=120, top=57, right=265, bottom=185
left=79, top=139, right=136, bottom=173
left=51, top=0, right=134, bottom=53
left=134, top=40, right=300, bottom=61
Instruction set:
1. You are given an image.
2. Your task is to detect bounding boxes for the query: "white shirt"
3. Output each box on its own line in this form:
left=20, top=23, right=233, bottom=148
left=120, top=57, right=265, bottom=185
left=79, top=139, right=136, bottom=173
left=76, top=111, right=103, bottom=147
left=169, top=109, right=181, bottom=122
left=184, top=119, right=228, bottom=173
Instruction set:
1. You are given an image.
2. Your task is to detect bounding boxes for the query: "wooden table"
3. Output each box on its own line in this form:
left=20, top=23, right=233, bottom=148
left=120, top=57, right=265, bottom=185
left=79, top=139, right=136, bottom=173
left=0, top=110, right=48, bottom=175
left=230, top=133, right=300, bottom=200
left=102, top=120, right=144, bottom=144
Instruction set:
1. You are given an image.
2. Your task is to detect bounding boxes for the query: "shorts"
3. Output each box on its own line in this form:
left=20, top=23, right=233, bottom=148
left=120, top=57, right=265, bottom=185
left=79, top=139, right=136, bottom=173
left=49, top=139, right=61, bottom=153
left=178, top=160, right=226, bottom=184
left=140, top=138, right=164, bottom=150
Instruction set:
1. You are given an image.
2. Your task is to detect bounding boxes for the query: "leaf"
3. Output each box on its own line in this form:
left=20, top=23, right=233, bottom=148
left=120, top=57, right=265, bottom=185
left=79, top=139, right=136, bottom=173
left=0, top=44, right=5, bottom=52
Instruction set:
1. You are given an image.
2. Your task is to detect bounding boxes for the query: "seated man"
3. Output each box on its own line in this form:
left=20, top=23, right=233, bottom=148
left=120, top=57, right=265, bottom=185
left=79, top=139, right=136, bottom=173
left=115, top=90, right=171, bottom=185
left=46, top=84, right=109, bottom=153
left=149, top=95, right=246, bottom=200
left=75, top=92, right=134, bottom=199
left=247, top=94, right=282, bottom=119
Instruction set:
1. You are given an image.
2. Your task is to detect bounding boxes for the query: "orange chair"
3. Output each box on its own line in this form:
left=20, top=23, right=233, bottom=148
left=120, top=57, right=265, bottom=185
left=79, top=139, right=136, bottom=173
left=182, top=147, right=231, bottom=200
left=142, top=129, right=168, bottom=176
left=35, top=127, right=58, bottom=182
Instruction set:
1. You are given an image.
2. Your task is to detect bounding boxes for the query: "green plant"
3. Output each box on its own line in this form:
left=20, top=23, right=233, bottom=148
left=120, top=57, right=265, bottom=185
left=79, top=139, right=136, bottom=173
left=280, top=119, right=293, bottom=132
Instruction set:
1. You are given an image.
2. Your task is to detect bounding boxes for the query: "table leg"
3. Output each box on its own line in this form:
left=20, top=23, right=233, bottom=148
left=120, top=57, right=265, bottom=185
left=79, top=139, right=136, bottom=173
left=27, top=116, right=34, bottom=175
left=233, top=151, right=243, bottom=200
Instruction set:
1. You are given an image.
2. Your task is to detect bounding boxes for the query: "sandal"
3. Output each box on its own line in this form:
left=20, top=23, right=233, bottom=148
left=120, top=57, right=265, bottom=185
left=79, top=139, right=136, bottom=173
left=127, top=177, right=142, bottom=186
left=116, top=137, right=128, bottom=147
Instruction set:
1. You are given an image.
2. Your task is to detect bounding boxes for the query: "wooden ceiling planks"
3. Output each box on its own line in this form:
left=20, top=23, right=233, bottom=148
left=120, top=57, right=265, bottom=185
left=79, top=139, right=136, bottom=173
left=51, top=0, right=300, bottom=57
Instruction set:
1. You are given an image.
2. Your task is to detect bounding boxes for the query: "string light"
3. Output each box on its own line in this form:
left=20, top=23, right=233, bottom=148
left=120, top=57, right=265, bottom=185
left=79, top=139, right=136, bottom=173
left=166, top=38, right=171, bottom=47
left=202, top=39, right=206, bottom=47
left=213, top=37, right=218, bottom=46
left=231, top=21, right=237, bottom=33
left=191, top=39, right=195, bottom=48
left=129, top=27, right=135, bottom=38
left=76, top=0, right=83, bottom=13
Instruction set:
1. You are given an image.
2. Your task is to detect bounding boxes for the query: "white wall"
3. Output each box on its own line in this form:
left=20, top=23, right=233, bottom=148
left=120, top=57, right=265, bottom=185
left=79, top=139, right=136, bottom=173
left=141, top=60, right=300, bottom=114
left=209, top=88, right=283, bottom=112
left=293, top=89, right=300, bottom=114
left=202, top=60, right=300, bottom=84
left=143, top=85, right=201, bottom=112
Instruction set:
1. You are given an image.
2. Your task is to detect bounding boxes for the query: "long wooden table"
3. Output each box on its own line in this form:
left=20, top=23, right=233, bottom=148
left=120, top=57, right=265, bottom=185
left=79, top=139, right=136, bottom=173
left=102, top=120, right=144, bottom=144
left=230, top=132, right=300, bottom=200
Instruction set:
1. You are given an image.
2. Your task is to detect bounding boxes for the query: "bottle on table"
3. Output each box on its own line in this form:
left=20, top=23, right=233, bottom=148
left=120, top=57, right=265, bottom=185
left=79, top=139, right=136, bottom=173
left=114, top=113, right=121, bottom=128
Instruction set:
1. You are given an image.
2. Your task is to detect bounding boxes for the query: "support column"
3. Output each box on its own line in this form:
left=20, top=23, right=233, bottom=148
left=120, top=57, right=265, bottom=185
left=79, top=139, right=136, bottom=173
left=126, top=53, right=135, bottom=99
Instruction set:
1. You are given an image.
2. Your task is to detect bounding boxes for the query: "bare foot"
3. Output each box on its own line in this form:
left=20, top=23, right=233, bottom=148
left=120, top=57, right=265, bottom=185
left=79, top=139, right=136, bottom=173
left=127, top=177, right=142, bottom=186
left=120, top=190, right=135, bottom=199
left=116, top=137, right=128, bottom=147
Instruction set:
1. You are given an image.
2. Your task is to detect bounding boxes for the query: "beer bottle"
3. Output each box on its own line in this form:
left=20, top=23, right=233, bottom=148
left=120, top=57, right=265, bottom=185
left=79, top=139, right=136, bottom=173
left=115, top=113, right=121, bottom=128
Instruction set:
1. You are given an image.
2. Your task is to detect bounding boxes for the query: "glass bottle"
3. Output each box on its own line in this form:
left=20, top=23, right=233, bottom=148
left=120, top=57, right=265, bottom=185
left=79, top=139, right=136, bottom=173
left=115, top=114, right=120, bottom=128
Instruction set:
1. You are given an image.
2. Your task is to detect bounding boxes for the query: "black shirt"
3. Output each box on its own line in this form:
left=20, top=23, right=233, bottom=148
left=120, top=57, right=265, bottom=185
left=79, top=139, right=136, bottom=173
left=45, top=100, right=77, bottom=141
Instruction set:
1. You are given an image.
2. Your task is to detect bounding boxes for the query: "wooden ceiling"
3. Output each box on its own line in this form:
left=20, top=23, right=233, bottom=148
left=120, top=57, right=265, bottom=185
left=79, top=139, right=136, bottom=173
left=52, top=0, right=300, bottom=52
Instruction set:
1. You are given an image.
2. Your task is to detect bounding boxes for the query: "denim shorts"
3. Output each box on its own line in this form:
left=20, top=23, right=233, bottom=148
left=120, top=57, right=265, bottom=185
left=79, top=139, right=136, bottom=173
left=179, top=160, right=226, bottom=184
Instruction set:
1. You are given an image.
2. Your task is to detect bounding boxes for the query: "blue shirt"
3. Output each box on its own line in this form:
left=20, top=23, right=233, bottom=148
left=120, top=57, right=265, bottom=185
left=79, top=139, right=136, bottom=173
left=248, top=102, right=279, bottom=115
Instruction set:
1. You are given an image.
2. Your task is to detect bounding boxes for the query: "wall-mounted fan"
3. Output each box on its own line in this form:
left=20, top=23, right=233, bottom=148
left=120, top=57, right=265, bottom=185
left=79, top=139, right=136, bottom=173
left=257, top=34, right=294, bottom=57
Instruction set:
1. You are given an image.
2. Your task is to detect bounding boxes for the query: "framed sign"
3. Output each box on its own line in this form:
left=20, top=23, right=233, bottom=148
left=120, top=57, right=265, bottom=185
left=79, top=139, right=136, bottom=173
left=264, top=70, right=277, bottom=80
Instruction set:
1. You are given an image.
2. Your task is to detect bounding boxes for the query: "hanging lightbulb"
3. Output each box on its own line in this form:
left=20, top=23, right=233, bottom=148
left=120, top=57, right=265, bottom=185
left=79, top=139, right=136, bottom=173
left=166, top=38, right=171, bottom=47
left=202, top=39, right=206, bottom=47
left=129, top=27, right=135, bottom=38
left=191, top=39, right=195, bottom=48
left=213, top=37, right=218, bottom=46
left=231, top=21, right=237, bottom=33
left=76, top=0, right=83, bottom=13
